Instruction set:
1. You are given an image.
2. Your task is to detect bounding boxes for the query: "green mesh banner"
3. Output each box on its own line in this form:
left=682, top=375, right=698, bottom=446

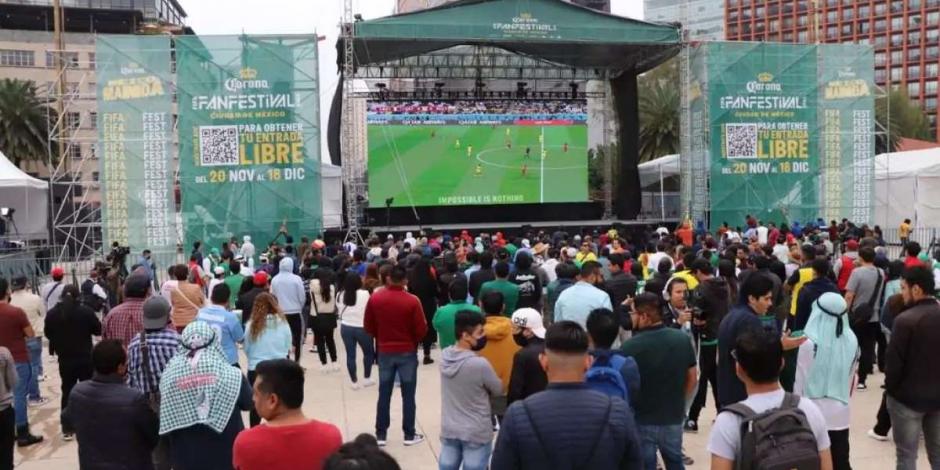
left=818, top=44, right=875, bottom=225
left=176, top=35, right=322, bottom=259
left=96, top=36, right=176, bottom=267
left=707, top=42, right=819, bottom=229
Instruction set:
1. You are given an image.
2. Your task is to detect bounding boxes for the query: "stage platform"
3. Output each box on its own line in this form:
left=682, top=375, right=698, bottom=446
left=344, top=218, right=681, bottom=237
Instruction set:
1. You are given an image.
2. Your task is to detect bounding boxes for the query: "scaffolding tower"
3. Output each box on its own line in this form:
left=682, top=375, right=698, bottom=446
left=341, top=0, right=366, bottom=245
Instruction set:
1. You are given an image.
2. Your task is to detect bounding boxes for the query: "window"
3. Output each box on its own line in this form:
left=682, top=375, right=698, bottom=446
left=927, top=80, right=938, bottom=95
left=875, top=3, right=886, bottom=15
left=798, top=30, right=809, bottom=42
left=908, top=82, right=921, bottom=98
left=929, top=12, right=940, bottom=25
left=92, top=171, right=99, bottom=182
left=926, top=97, right=937, bottom=110
left=66, top=112, right=81, bottom=130
left=928, top=64, right=939, bottom=79
left=45, top=51, right=79, bottom=68
left=875, top=19, right=886, bottom=32
left=88, top=145, right=96, bottom=160
left=891, top=34, right=903, bottom=46
left=927, top=29, right=939, bottom=43
left=929, top=46, right=939, bottom=59
left=842, top=24, right=853, bottom=35
left=827, top=11, right=837, bottom=22
left=875, top=69, right=887, bottom=82
left=68, top=145, right=81, bottom=160
left=87, top=52, right=95, bottom=69
left=842, top=8, right=853, bottom=20
left=891, top=67, right=902, bottom=81
left=910, top=15, right=922, bottom=26
left=859, top=22, right=870, bottom=34
left=66, top=82, right=80, bottom=97
left=891, top=17, right=903, bottom=30
left=909, top=65, right=921, bottom=80
left=89, top=112, right=97, bottom=129
left=0, top=49, right=35, bottom=67
left=909, top=48, right=922, bottom=60
left=876, top=52, right=886, bottom=65
left=891, top=50, right=903, bottom=63
left=859, top=5, right=870, bottom=17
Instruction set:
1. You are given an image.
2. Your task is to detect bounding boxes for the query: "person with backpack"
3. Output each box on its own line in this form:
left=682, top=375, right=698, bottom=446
left=491, top=321, right=642, bottom=470
left=439, top=310, right=503, bottom=470
left=843, top=246, right=884, bottom=391
left=585, top=308, right=639, bottom=409
left=793, top=292, right=858, bottom=470
left=621, top=293, right=697, bottom=470
left=708, top=327, right=832, bottom=470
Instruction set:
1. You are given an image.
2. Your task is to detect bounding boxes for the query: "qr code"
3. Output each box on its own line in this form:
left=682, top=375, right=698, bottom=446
left=725, top=123, right=758, bottom=159
left=199, top=125, right=239, bottom=166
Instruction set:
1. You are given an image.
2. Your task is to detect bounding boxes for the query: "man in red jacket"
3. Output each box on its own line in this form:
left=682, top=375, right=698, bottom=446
left=364, top=264, right=428, bottom=448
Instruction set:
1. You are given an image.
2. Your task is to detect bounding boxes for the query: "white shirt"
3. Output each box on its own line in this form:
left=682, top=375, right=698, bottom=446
left=10, top=290, right=44, bottom=336
left=337, top=289, right=370, bottom=328
left=160, top=280, right=179, bottom=300
left=541, top=259, right=560, bottom=283
left=39, top=280, right=65, bottom=312
left=772, top=244, right=790, bottom=264
left=647, top=252, right=669, bottom=273
left=310, top=280, right=337, bottom=314
left=208, top=278, right=225, bottom=297
left=240, top=241, right=255, bottom=260
left=707, top=389, right=831, bottom=461
left=756, top=226, right=769, bottom=245
left=794, top=339, right=858, bottom=431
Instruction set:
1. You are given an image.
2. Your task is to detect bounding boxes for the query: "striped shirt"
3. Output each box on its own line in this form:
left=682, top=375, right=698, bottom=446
left=127, top=327, right=180, bottom=394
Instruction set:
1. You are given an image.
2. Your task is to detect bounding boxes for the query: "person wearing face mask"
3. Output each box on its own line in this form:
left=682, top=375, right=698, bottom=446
left=507, top=308, right=548, bottom=405
left=439, top=311, right=503, bottom=470
left=491, top=321, right=642, bottom=470
left=554, top=261, right=613, bottom=329
left=477, top=291, right=521, bottom=425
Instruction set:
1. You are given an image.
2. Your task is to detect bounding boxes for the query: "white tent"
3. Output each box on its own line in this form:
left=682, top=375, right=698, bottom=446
left=874, top=148, right=940, bottom=228
left=321, top=164, right=343, bottom=228
left=638, top=154, right=680, bottom=188
left=0, top=150, right=48, bottom=240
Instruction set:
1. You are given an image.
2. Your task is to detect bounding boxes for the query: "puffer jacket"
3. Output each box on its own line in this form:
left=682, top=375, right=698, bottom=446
left=62, top=373, right=158, bottom=470
left=491, top=383, right=643, bottom=470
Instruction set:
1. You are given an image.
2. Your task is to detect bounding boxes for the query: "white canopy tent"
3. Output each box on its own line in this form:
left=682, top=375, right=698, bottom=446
left=0, top=150, right=48, bottom=240
left=638, top=154, right=680, bottom=188
left=874, top=148, right=940, bottom=229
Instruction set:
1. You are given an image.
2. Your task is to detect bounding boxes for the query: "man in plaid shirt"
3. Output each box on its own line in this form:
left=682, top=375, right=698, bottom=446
left=127, top=296, right=179, bottom=394
left=103, top=273, right=151, bottom=348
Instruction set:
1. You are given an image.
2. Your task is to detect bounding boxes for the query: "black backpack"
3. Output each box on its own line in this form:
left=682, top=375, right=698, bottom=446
left=723, top=393, right=820, bottom=470
left=80, top=280, right=104, bottom=313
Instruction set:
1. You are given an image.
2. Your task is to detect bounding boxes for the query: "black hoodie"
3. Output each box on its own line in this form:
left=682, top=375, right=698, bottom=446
left=695, top=276, right=730, bottom=342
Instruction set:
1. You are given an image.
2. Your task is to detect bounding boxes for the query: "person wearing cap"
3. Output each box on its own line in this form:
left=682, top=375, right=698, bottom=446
left=43, top=284, right=101, bottom=440
left=9, top=277, right=46, bottom=393
left=237, top=271, right=269, bottom=328
left=208, top=266, right=226, bottom=299
left=39, top=267, right=67, bottom=312
left=0, top=278, right=42, bottom=447
left=507, top=307, right=548, bottom=405
left=834, top=239, right=860, bottom=294
left=103, top=272, right=153, bottom=348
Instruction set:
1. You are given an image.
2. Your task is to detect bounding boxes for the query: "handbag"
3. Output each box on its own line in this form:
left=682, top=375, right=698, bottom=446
left=849, top=269, right=883, bottom=328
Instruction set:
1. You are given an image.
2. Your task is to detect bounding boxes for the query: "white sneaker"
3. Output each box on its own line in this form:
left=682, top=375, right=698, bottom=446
left=331, top=362, right=341, bottom=372
left=867, top=429, right=889, bottom=441
left=351, top=382, right=361, bottom=391
left=403, top=434, right=425, bottom=446
left=361, top=378, right=376, bottom=387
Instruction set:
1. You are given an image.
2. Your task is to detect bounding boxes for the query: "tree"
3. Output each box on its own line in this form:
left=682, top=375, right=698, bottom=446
left=0, top=79, right=50, bottom=167
left=876, top=87, right=933, bottom=154
left=638, top=58, right=679, bottom=163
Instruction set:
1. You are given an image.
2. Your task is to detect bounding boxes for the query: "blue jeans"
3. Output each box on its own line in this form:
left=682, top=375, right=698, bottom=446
left=439, top=438, right=492, bottom=470
left=376, top=352, right=418, bottom=439
left=638, top=424, right=685, bottom=470
left=13, top=363, right=31, bottom=428
left=887, top=395, right=940, bottom=470
left=25, top=337, right=42, bottom=400
left=340, top=325, right=375, bottom=383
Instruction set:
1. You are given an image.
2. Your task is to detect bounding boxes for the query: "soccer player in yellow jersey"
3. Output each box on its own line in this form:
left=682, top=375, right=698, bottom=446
left=474, top=163, right=483, bottom=177
left=538, top=133, right=544, bottom=145
left=467, top=145, right=473, bottom=158
left=455, top=139, right=461, bottom=149
left=541, top=148, right=548, bottom=160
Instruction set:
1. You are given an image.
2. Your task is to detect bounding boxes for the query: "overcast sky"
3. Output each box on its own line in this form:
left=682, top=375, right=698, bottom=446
left=182, top=0, right=646, bottom=159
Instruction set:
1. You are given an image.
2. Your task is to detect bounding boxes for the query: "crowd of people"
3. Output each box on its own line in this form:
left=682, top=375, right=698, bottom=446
left=0, top=215, right=938, bottom=469
left=367, top=100, right=587, bottom=116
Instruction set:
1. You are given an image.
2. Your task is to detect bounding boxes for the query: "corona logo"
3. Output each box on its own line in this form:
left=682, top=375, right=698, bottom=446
left=239, top=67, right=258, bottom=80
left=757, top=72, right=774, bottom=83
left=747, top=72, right=782, bottom=93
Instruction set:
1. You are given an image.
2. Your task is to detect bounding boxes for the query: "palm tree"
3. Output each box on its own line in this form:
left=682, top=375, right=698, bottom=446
left=0, top=79, right=50, bottom=167
left=638, top=80, right=679, bottom=163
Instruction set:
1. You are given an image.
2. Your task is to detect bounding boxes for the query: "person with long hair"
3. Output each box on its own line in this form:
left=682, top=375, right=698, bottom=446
left=310, top=269, right=340, bottom=372
left=363, top=264, right=382, bottom=293
left=338, top=272, right=375, bottom=389
left=44, top=284, right=101, bottom=440
left=718, top=259, right=739, bottom=305
left=243, top=293, right=291, bottom=427
left=408, top=258, right=439, bottom=365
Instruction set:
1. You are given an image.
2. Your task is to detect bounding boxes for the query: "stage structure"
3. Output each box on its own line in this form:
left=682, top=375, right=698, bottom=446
left=681, top=42, right=877, bottom=230
left=331, top=0, right=681, bottom=229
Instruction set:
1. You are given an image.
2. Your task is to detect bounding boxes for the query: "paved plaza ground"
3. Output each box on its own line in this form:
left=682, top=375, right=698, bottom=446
left=14, top=335, right=932, bottom=469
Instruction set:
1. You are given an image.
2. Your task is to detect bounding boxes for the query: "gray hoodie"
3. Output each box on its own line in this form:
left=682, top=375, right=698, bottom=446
left=440, top=346, right=503, bottom=444
left=271, top=258, right=305, bottom=314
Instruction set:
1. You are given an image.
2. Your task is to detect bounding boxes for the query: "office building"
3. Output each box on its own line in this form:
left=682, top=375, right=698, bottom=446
left=725, top=0, right=940, bottom=138
left=398, top=0, right=609, bottom=13
left=644, top=0, right=725, bottom=40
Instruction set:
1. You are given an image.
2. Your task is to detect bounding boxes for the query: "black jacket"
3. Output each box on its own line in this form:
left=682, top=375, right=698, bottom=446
left=507, top=338, right=547, bottom=405
left=604, top=272, right=638, bottom=308
left=794, top=277, right=839, bottom=331
left=236, top=287, right=266, bottom=327
left=492, top=383, right=643, bottom=470
left=44, top=303, right=101, bottom=361
left=886, top=298, right=940, bottom=412
left=694, top=277, right=730, bottom=342
left=469, top=268, right=496, bottom=304
left=63, top=373, right=158, bottom=470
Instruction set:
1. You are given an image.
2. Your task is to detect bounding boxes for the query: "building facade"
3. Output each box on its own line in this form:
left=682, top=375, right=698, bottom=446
left=644, top=0, right=725, bottom=40
left=397, top=0, right=610, bottom=13
left=0, top=1, right=187, bottom=205
left=725, top=0, right=940, bottom=139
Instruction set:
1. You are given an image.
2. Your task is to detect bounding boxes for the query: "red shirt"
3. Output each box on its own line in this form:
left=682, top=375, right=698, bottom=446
left=904, top=256, right=926, bottom=269
left=675, top=227, right=693, bottom=247
left=233, top=419, right=342, bottom=470
left=0, top=303, right=30, bottom=362
left=363, top=285, right=428, bottom=354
